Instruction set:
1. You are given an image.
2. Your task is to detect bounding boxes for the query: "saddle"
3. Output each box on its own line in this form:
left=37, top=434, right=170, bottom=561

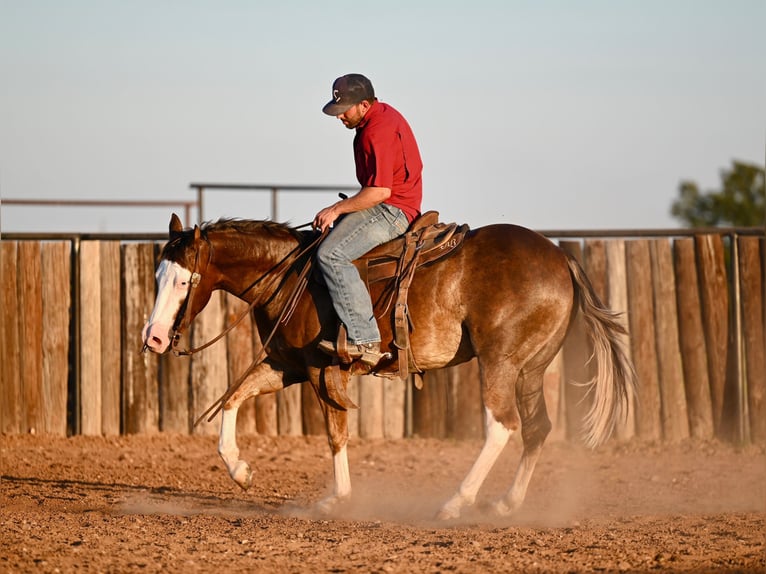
left=335, top=210, right=470, bottom=383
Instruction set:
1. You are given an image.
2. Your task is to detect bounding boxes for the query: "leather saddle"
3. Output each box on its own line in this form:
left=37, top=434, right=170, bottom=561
left=347, top=210, right=470, bottom=381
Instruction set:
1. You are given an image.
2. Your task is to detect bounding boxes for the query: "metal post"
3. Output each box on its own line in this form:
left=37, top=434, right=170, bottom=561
left=196, top=186, right=204, bottom=224
left=271, top=187, right=278, bottom=221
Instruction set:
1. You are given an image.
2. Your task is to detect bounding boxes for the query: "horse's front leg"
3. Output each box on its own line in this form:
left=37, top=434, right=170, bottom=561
left=311, top=366, right=352, bottom=513
left=217, top=360, right=286, bottom=490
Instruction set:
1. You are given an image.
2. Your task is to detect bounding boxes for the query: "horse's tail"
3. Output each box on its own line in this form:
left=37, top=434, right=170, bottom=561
left=566, top=254, right=638, bottom=448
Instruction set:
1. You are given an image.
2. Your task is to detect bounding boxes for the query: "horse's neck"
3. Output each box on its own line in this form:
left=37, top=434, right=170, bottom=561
left=214, top=231, right=301, bottom=305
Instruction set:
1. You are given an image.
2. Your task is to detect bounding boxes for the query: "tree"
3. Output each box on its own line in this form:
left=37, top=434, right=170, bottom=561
left=671, top=160, right=765, bottom=227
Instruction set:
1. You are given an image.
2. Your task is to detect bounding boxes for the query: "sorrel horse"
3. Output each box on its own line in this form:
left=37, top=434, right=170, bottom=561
left=142, top=213, right=636, bottom=519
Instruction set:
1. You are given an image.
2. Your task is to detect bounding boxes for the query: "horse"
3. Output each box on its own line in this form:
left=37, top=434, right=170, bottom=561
left=142, top=213, right=636, bottom=519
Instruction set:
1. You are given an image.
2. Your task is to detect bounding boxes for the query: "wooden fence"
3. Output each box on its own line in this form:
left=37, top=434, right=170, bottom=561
left=1, top=232, right=764, bottom=443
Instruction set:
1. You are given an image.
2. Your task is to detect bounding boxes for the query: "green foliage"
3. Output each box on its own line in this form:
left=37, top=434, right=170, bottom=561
left=671, top=160, right=765, bottom=227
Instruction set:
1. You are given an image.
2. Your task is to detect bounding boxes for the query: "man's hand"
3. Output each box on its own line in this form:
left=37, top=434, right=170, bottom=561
left=313, top=204, right=340, bottom=232
left=312, top=186, right=392, bottom=232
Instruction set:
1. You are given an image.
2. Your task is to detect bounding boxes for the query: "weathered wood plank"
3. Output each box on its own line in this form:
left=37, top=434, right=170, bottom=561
left=1, top=242, right=22, bottom=433
left=256, top=393, right=278, bottom=436
left=301, top=382, right=325, bottom=436
left=673, top=238, right=714, bottom=439
left=446, top=360, right=483, bottom=440
left=190, top=290, right=228, bottom=436
left=544, top=350, right=565, bottom=441
left=224, top=294, right=257, bottom=436
left=413, top=370, right=448, bottom=438
left=346, top=376, right=361, bottom=439
left=383, top=377, right=406, bottom=439
left=358, top=374, right=384, bottom=439
left=626, top=240, right=662, bottom=440
left=161, top=334, right=191, bottom=433
left=650, top=239, right=689, bottom=442
left=277, top=385, right=303, bottom=436
left=18, top=242, right=44, bottom=435
left=100, top=241, right=122, bottom=436
left=251, top=328, right=278, bottom=436
left=605, top=240, right=636, bottom=440
left=79, top=241, right=103, bottom=435
left=695, top=234, right=730, bottom=436
left=41, top=242, right=71, bottom=436
left=121, top=243, right=159, bottom=434
left=738, top=236, right=765, bottom=442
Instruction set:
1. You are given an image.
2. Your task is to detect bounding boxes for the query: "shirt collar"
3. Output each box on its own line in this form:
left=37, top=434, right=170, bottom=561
left=356, top=98, right=379, bottom=130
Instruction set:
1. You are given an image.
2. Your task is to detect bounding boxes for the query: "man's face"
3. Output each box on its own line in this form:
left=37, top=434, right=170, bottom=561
left=336, top=101, right=368, bottom=129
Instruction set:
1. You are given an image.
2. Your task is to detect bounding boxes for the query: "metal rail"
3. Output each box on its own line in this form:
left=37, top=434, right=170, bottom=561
left=189, top=183, right=359, bottom=223
left=2, top=199, right=198, bottom=227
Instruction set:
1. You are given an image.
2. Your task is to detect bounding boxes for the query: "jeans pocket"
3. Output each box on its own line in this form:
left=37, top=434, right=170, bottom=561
left=381, top=204, right=409, bottom=235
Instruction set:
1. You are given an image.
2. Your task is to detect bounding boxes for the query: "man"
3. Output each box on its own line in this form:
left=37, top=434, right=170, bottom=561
left=314, top=73, right=423, bottom=367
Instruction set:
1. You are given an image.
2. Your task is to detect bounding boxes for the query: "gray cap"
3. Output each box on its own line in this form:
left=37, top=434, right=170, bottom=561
left=322, top=74, right=375, bottom=116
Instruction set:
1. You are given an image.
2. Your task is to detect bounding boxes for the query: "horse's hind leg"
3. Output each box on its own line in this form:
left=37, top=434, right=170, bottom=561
left=492, top=364, right=551, bottom=516
left=437, top=363, right=520, bottom=521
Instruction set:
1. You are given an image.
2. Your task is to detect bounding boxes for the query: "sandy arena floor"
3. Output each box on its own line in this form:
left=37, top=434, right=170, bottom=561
left=1, top=433, right=764, bottom=573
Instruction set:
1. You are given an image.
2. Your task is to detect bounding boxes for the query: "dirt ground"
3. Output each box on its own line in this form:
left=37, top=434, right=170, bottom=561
left=1, top=433, right=764, bottom=573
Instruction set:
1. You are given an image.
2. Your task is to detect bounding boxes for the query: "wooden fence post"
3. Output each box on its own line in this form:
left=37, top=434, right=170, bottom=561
left=738, top=236, right=765, bottom=442
left=224, top=294, right=257, bottom=435
left=606, top=239, right=636, bottom=440
left=190, top=290, right=228, bottom=436
left=650, top=239, right=690, bottom=441
left=383, top=377, right=407, bottom=439
left=161, top=334, right=191, bottom=433
left=79, top=241, right=103, bottom=435
left=673, top=238, right=714, bottom=439
left=41, top=242, right=71, bottom=436
left=413, top=370, right=448, bottom=438
left=1, top=241, right=22, bottom=433
left=121, top=243, right=159, bottom=434
left=695, top=234, right=730, bottom=436
left=277, top=385, right=303, bottom=436
left=358, top=374, right=384, bottom=438
left=626, top=240, right=662, bottom=440
left=544, top=350, right=565, bottom=441
left=446, top=360, right=483, bottom=440
left=100, top=241, right=122, bottom=436
left=301, top=383, right=326, bottom=436
left=18, top=242, right=44, bottom=435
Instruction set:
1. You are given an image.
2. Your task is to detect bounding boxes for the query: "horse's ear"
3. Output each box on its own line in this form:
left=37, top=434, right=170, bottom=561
left=169, top=213, right=183, bottom=236
left=193, top=224, right=201, bottom=241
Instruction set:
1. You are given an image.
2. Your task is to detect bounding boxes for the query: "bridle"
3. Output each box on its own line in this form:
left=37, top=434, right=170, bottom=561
left=163, top=224, right=328, bottom=426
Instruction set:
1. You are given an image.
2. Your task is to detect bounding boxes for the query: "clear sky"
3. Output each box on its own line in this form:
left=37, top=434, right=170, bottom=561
left=1, top=0, right=764, bottom=234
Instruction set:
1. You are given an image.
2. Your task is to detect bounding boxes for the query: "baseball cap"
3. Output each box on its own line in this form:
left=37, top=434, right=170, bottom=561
left=322, top=74, right=375, bottom=116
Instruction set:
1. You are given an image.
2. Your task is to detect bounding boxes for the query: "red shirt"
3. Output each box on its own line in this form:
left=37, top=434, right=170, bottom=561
left=353, top=100, right=423, bottom=222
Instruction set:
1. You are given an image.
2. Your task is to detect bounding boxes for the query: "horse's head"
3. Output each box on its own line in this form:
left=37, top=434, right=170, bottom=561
left=142, top=213, right=216, bottom=354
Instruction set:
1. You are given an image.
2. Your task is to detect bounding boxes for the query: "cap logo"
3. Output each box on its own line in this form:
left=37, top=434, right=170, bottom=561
left=333, top=89, right=341, bottom=103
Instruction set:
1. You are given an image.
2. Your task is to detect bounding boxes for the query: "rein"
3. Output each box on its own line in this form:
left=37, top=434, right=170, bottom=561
left=172, top=225, right=328, bottom=427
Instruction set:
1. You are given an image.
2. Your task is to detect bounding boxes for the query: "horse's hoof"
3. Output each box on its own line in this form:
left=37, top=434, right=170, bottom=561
left=315, top=494, right=349, bottom=515
left=232, top=461, right=253, bottom=491
left=435, top=501, right=462, bottom=521
left=490, top=499, right=513, bottom=517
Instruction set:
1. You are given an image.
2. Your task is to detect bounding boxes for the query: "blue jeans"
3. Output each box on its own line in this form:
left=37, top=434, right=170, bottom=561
left=317, top=203, right=410, bottom=344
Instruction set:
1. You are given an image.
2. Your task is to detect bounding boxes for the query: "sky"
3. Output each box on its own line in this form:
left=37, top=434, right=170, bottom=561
left=1, top=0, right=764, bottom=234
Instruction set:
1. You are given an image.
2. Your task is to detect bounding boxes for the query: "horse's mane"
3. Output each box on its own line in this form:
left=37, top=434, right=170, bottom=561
left=161, top=217, right=306, bottom=265
left=200, top=218, right=303, bottom=241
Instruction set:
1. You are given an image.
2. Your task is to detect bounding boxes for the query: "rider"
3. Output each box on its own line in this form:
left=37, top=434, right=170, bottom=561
left=314, top=73, right=423, bottom=367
